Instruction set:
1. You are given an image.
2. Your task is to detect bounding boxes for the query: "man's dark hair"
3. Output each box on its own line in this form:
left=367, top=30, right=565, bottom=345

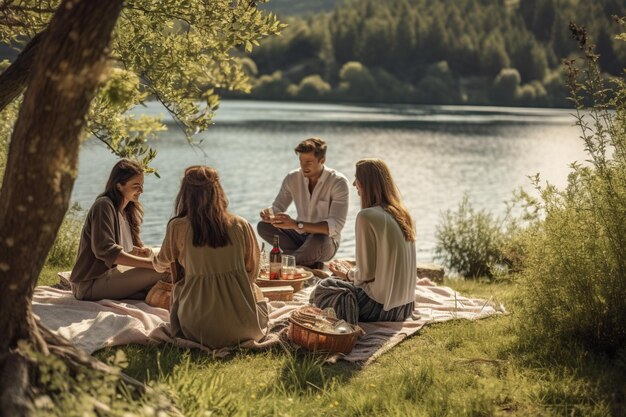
left=294, top=137, right=327, bottom=160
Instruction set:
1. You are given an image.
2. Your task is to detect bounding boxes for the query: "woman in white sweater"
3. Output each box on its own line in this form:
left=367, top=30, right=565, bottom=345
left=311, top=158, right=416, bottom=324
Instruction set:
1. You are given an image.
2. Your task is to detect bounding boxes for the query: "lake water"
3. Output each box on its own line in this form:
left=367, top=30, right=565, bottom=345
left=72, top=100, right=587, bottom=262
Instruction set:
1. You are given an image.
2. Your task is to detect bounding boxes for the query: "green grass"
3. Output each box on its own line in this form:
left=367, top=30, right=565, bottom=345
left=38, top=270, right=625, bottom=416
left=39, top=264, right=63, bottom=287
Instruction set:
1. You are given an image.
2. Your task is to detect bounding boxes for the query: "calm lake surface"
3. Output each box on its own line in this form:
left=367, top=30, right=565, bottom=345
left=72, top=100, right=586, bottom=262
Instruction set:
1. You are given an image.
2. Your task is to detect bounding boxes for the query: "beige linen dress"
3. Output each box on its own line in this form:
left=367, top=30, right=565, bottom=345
left=153, top=216, right=267, bottom=349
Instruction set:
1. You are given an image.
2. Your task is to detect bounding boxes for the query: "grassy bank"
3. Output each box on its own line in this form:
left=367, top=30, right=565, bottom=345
left=37, top=269, right=625, bottom=416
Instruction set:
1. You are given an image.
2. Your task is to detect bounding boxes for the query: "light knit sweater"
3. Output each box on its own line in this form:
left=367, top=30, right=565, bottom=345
left=348, top=206, right=416, bottom=310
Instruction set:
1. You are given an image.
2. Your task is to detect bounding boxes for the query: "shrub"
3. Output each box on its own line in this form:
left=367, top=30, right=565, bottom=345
left=415, top=61, right=463, bottom=104
left=337, top=61, right=377, bottom=100
left=294, top=74, right=331, bottom=99
left=543, top=68, right=570, bottom=107
left=518, top=22, right=626, bottom=354
left=490, top=68, right=521, bottom=104
left=370, top=68, right=415, bottom=102
left=516, top=81, right=548, bottom=106
left=239, top=56, right=258, bottom=77
left=252, top=71, right=291, bottom=99
left=435, top=195, right=504, bottom=279
left=46, top=203, right=84, bottom=268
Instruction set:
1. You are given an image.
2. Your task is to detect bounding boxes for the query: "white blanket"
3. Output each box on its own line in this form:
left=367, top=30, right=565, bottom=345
left=33, top=279, right=504, bottom=364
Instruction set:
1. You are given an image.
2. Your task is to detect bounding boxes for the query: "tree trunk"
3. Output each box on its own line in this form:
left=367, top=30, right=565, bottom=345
left=0, top=30, right=46, bottom=113
left=0, top=0, right=123, bottom=414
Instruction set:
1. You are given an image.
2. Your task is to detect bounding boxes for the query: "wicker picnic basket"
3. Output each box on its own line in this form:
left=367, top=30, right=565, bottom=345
left=288, top=307, right=363, bottom=354
left=145, top=280, right=172, bottom=310
left=145, top=261, right=183, bottom=310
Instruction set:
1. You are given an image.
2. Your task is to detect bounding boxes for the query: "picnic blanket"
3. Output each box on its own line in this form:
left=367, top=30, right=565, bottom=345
left=32, top=279, right=504, bottom=364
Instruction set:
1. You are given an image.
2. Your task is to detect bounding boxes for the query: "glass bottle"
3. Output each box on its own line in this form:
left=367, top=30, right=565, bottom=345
left=269, top=235, right=282, bottom=280
left=259, top=242, right=268, bottom=279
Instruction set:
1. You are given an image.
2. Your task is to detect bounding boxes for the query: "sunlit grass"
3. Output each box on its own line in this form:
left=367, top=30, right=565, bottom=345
left=38, top=267, right=623, bottom=416
left=31, top=234, right=623, bottom=412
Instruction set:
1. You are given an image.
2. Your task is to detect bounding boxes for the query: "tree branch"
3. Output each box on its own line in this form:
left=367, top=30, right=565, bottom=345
left=0, top=29, right=46, bottom=113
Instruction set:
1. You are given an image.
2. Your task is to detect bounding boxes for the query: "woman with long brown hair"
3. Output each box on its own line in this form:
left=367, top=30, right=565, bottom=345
left=152, top=166, right=267, bottom=348
left=311, top=158, right=417, bottom=324
left=70, top=159, right=167, bottom=300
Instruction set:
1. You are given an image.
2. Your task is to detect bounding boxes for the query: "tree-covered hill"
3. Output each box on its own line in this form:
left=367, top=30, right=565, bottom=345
left=260, top=0, right=343, bottom=16
left=243, top=0, right=625, bottom=107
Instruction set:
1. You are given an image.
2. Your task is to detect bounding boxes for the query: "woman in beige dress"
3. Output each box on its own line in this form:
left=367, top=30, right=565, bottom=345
left=153, top=166, right=267, bottom=349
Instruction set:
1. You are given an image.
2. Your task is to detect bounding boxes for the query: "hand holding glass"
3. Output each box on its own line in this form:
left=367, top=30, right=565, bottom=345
left=281, top=255, right=296, bottom=280
left=266, top=207, right=275, bottom=221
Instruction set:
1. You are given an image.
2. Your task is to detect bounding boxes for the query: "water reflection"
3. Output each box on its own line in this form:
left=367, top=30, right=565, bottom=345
left=74, top=100, right=586, bottom=262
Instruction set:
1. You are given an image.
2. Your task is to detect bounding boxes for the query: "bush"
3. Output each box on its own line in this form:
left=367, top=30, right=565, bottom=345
left=543, top=68, right=570, bottom=107
left=518, top=23, right=626, bottom=354
left=370, top=68, right=415, bottom=102
left=46, top=203, right=84, bottom=268
left=415, top=61, right=463, bottom=104
left=490, top=68, right=521, bottom=104
left=239, top=56, right=258, bottom=77
left=293, top=74, right=331, bottom=99
left=514, top=80, right=548, bottom=106
left=252, top=71, right=291, bottom=99
left=435, top=195, right=504, bottom=279
left=337, top=61, right=377, bottom=101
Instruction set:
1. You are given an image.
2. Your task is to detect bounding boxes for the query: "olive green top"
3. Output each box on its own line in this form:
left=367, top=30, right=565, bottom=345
left=153, top=216, right=266, bottom=349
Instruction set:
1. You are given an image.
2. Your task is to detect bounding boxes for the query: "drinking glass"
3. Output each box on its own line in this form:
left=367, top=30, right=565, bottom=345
left=281, top=255, right=296, bottom=280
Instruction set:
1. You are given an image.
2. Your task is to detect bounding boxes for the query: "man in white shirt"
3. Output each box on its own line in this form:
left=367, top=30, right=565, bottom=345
left=258, top=138, right=350, bottom=268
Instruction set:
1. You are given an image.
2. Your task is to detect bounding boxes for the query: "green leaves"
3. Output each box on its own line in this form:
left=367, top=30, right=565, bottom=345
left=518, top=23, right=626, bottom=354
left=435, top=194, right=505, bottom=279
left=0, top=0, right=284, bottom=172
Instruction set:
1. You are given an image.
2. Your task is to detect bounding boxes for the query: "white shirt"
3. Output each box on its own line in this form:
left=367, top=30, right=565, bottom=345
left=272, top=166, right=349, bottom=242
left=348, top=206, right=416, bottom=310
left=118, top=212, right=134, bottom=253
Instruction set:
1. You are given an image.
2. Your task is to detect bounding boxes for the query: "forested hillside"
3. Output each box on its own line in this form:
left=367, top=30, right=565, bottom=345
left=260, top=0, right=341, bottom=16
left=242, top=0, right=625, bottom=106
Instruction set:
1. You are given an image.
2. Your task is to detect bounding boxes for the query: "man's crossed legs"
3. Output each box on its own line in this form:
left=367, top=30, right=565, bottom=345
left=257, top=222, right=337, bottom=268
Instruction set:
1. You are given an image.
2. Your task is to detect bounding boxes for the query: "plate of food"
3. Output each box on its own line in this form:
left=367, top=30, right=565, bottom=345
left=256, top=268, right=314, bottom=292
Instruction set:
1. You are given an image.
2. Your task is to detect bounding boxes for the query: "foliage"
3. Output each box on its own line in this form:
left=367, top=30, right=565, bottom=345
left=415, top=61, right=462, bottom=104
left=261, top=0, right=341, bottom=17
left=243, top=0, right=625, bottom=106
left=252, top=70, right=292, bottom=99
left=337, top=61, right=378, bottom=101
left=45, top=203, right=84, bottom=267
left=491, top=68, right=521, bottom=103
left=0, top=0, right=285, bottom=167
left=21, top=345, right=178, bottom=416
left=516, top=80, right=549, bottom=106
left=291, top=74, right=331, bottom=99
left=64, top=278, right=623, bottom=417
left=435, top=195, right=505, bottom=279
left=518, top=21, right=626, bottom=353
